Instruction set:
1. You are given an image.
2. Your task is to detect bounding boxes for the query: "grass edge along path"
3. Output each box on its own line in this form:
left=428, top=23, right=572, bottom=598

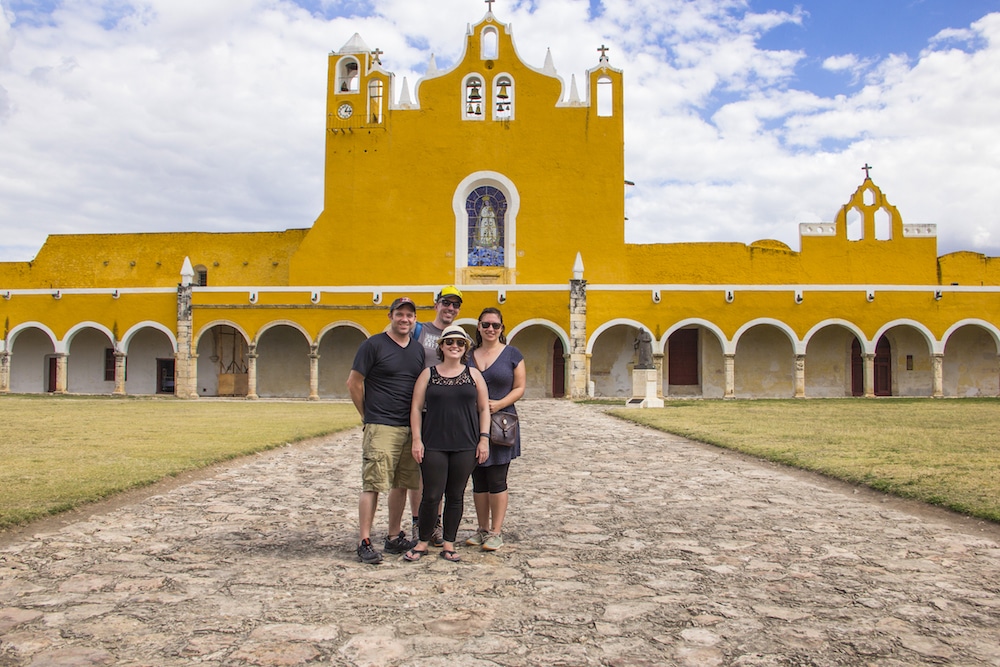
left=608, top=398, right=1000, bottom=524
left=0, top=396, right=360, bottom=529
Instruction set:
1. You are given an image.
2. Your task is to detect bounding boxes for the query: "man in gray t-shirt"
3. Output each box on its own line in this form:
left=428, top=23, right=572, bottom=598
left=414, top=285, right=463, bottom=367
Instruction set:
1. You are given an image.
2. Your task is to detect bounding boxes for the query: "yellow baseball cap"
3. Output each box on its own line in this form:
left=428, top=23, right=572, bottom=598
left=438, top=286, right=463, bottom=303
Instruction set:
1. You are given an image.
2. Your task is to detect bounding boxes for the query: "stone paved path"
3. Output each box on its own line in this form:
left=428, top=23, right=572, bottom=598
left=1, top=399, right=999, bottom=666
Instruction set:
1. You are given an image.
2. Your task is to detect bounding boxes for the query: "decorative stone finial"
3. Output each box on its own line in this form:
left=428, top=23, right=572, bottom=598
left=180, top=257, right=194, bottom=286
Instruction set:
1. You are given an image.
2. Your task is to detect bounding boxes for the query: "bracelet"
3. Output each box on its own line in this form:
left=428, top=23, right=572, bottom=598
left=479, top=432, right=490, bottom=439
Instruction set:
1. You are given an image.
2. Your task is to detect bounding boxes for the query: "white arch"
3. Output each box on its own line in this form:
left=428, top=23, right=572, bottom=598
left=452, top=171, right=520, bottom=271
left=732, top=318, right=800, bottom=355
left=6, top=321, right=59, bottom=353
left=120, top=321, right=178, bottom=354
left=256, top=319, right=313, bottom=346
left=942, top=319, right=1000, bottom=354
left=661, top=319, right=728, bottom=353
left=507, top=318, right=570, bottom=352
left=586, top=318, right=651, bottom=355
left=318, top=320, right=373, bottom=343
left=194, top=320, right=252, bottom=348
left=63, top=321, right=116, bottom=352
left=873, top=319, right=938, bottom=355
left=802, top=318, right=869, bottom=353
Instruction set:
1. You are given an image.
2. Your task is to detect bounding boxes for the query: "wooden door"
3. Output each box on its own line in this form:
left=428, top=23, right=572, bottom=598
left=47, top=357, right=57, bottom=392
left=850, top=339, right=863, bottom=396
left=551, top=338, right=565, bottom=398
left=874, top=337, right=892, bottom=396
left=668, top=329, right=699, bottom=385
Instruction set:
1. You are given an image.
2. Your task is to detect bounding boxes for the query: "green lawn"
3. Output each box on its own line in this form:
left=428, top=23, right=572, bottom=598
left=609, top=398, right=1000, bottom=523
left=0, top=395, right=360, bottom=528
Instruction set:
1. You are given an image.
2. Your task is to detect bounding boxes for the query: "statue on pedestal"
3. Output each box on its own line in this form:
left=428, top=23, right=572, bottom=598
left=634, top=328, right=654, bottom=369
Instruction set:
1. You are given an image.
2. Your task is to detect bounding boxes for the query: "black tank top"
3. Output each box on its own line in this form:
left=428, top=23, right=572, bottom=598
left=421, top=365, right=479, bottom=452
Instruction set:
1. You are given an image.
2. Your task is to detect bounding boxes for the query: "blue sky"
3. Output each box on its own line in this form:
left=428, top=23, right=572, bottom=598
left=1, top=0, right=1000, bottom=262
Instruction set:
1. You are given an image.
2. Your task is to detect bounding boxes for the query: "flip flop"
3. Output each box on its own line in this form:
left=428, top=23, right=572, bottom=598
left=440, top=550, right=461, bottom=562
left=403, top=548, right=427, bottom=562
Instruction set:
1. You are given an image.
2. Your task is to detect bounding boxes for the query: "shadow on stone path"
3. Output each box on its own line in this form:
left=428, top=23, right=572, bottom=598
left=1, top=399, right=999, bottom=666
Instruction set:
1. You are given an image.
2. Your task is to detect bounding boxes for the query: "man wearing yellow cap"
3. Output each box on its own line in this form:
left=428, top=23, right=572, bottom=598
left=413, top=285, right=464, bottom=365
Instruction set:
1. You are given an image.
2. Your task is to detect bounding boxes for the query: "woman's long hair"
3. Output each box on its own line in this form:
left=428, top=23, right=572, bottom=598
left=475, top=307, right=507, bottom=346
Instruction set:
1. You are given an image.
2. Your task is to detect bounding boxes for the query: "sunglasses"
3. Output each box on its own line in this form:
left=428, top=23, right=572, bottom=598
left=441, top=338, right=468, bottom=347
left=439, top=299, right=462, bottom=309
left=479, top=321, right=502, bottom=330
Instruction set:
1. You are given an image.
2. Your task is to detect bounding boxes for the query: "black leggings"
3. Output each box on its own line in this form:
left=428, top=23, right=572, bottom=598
left=471, top=462, right=510, bottom=494
left=418, top=449, right=478, bottom=544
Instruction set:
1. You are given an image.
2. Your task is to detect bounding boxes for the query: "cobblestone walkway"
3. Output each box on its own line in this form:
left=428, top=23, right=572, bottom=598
left=1, top=400, right=999, bottom=666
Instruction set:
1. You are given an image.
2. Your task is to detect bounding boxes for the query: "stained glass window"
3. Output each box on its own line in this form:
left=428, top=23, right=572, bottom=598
left=467, top=186, right=506, bottom=266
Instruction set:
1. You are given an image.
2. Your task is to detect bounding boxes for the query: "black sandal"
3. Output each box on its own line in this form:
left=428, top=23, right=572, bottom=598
left=403, top=548, right=427, bottom=562
left=440, top=550, right=461, bottom=562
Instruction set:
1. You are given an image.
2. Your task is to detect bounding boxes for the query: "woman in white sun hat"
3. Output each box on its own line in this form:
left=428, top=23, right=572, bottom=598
left=406, top=325, right=490, bottom=563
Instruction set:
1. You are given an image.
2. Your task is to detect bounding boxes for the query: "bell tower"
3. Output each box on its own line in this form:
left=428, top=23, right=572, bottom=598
left=327, top=34, right=391, bottom=132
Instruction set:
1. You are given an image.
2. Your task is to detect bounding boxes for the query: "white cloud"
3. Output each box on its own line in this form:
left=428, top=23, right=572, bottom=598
left=1, top=0, right=999, bottom=263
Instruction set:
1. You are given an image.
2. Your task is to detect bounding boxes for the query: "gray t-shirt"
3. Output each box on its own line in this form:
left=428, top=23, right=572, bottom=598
left=415, top=321, right=444, bottom=368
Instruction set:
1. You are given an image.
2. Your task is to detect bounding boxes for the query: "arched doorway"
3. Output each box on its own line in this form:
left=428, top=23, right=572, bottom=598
left=734, top=324, right=795, bottom=398
left=552, top=338, right=565, bottom=398
left=851, top=337, right=893, bottom=396
left=318, top=326, right=367, bottom=399
left=850, top=339, right=864, bottom=396
left=508, top=323, right=566, bottom=398
left=9, top=328, right=55, bottom=393
left=256, top=325, right=311, bottom=398
left=195, top=324, right=249, bottom=397
left=874, top=336, right=892, bottom=396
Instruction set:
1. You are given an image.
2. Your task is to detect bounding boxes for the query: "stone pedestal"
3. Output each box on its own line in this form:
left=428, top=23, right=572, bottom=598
left=626, top=368, right=663, bottom=408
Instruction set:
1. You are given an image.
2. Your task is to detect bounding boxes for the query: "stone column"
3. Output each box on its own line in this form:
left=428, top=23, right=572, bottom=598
left=113, top=352, right=127, bottom=396
left=931, top=353, right=944, bottom=398
left=794, top=354, right=806, bottom=398
left=309, top=343, right=320, bottom=401
left=724, top=353, right=735, bottom=399
left=864, top=354, right=875, bottom=398
left=54, top=353, right=68, bottom=394
left=568, top=278, right=589, bottom=399
left=246, top=343, right=259, bottom=400
left=174, top=283, right=198, bottom=399
left=0, top=351, right=10, bottom=393
left=653, top=352, right=665, bottom=398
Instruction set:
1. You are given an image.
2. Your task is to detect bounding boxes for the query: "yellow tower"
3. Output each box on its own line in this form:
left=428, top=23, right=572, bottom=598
left=290, top=10, right=627, bottom=287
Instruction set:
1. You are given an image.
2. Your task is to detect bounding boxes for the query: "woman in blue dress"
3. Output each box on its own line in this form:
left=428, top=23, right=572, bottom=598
left=467, top=307, right=526, bottom=552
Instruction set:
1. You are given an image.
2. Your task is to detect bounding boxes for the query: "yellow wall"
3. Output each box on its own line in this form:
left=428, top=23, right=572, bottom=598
left=0, top=230, right=307, bottom=290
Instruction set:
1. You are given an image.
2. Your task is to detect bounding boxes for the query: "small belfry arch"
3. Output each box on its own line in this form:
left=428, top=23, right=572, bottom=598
left=481, top=25, right=498, bottom=59
left=492, top=73, right=514, bottom=120
left=337, top=56, right=361, bottom=93
left=463, top=73, right=486, bottom=120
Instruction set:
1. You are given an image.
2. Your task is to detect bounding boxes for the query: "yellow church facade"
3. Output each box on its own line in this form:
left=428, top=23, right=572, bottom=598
left=2, top=10, right=1000, bottom=401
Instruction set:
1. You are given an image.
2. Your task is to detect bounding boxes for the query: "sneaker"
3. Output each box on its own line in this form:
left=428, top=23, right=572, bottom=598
left=481, top=532, right=503, bottom=552
left=465, top=528, right=490, bottom=547
left=384, top=531, right=417, bottom=555
left=357, top=538, right=383, bottom=564
left=432, top=519, right=444, bottom=548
